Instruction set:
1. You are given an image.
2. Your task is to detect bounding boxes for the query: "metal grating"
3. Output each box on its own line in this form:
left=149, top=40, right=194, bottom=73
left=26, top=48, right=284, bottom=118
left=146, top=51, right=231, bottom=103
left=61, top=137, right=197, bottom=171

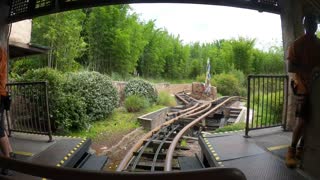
left=9, top=0, right=55, bottom=18
left=9, top=0, right=30, bottom=16
left=258, top=0, right=279, bottom=6
left=35, top=0, right=54, bottom=9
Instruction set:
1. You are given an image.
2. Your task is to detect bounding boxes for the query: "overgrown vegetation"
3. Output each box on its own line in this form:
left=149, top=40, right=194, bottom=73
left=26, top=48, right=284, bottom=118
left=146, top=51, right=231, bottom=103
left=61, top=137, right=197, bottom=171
left=65, top=71, right=119, bottom=121
left=157, top=91, right=177, bottom=107
left=10, top=5, right=285, bottom=84
left=124, top=79, right=158, bottom=103
left=214, top=122, right=246, bottom=133
left=20, top=69, right=119, bottom=133
left=8, top=5, right=287, bottom=136
left=69, top=105, right=165, bottom=139
left=125, top=95, right=149, bottom=112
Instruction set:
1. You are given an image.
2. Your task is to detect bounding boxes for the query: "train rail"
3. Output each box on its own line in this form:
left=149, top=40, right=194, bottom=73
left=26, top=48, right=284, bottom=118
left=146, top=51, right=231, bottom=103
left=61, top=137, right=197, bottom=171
left=117, top=94, right=241, bottom=172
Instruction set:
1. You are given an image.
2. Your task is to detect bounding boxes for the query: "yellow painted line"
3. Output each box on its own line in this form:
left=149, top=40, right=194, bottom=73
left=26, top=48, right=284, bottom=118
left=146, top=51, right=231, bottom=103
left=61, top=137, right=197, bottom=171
left=267, top=145, right=290, bottom=151
left=42, top=178, right=47, bottom=180
left=70, top=150, right=75, bottom=154
left=213, top=153, right=218, bottom=156
left=60, top=160, right=64, bottom=164
left=67, top=153, right=71, bottom=157
left=56, top=164, right=61, bottom=167
left=64, top=157, right=68, bottom=160
left=211, top=150, right=216, bottom=153
left=13, top=151, right=34, bottom=157
left=215, top=157, right=220, bottom=161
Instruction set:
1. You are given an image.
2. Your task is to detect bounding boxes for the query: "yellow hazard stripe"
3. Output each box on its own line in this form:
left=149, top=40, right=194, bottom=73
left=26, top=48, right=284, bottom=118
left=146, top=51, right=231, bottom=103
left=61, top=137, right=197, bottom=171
left=13, top=151, right=34, bottom=157
left=267, top=145, right=289, bottom=151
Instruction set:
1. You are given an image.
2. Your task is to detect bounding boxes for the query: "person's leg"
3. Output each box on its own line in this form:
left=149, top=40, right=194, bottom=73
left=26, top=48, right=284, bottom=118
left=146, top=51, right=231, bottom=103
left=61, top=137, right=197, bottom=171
left=0, top=133, right=12, bottom=158
left=286, top=96, right=306, bottom=168
left=291, top=118, right=305, bottom=148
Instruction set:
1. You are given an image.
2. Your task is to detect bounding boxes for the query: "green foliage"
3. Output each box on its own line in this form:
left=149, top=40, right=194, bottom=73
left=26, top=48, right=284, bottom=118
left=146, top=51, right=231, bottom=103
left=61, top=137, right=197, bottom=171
left=68, top=105, right=165, bottom=139
left=10, top=58, right=42, bottom=78
left=20, top=68, right=69, bottom=131
left=85, top=5, right=146, bottom=76
left=31, top=10, right=86, bottom=72
left=124, top=79, right=158, bottom=103
left=21, top=69, right=119, bottom=133
left=215, top=122, right=246, bottom=133
left=65, top=71, right=119, bottom=121
left=196, top=74, right=206, bottom=83
left=211, top=72, right=246, bottom=96
left=54, top=94, right=89, bottom=133
left=125, top=95, right=149, bottom=112
left=252, top=91, right=284, bottom=126
left=157, top=91, right=177, bottom=107
left=180, top=139, right=188, bottom=147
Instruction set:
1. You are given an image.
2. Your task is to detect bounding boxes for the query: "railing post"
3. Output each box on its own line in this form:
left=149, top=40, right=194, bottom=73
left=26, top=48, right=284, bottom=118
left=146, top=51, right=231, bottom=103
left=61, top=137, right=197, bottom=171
left=45, top=81, right=53, bottom=142
left=245, top=75, right=251, bottom=138
left=283, top=75, right=289, bottom=131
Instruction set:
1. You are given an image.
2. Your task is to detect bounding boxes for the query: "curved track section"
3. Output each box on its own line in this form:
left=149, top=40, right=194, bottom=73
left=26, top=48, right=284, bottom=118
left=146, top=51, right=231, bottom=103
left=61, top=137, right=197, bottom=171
left=117, top=94, right=240, bottom=172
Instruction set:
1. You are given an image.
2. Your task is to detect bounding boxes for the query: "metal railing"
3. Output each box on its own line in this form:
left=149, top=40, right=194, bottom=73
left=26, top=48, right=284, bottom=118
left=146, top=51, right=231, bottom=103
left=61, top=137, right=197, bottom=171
left=6, top=81, right=52, bottom=141
left=245, top=75, right=288, bottom=137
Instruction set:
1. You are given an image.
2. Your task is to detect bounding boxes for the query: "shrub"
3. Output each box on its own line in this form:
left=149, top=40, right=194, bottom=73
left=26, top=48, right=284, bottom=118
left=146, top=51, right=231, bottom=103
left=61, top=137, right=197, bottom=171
left=11, top=58, right=42, bottom=78
left=124, top=95, right=149, bottom=112
left=211, top=73, right=246, bottom=96
left=65, top=71, right=119, bottom=121
left=157, top=91, right=177, bottom=107
left=20, top=68, right=75, bottom=132
left=196, top=74, right=206, bottom=83
left=54, top=94, right=89, bottom=133
left=124, top=79, right=158, bottom=103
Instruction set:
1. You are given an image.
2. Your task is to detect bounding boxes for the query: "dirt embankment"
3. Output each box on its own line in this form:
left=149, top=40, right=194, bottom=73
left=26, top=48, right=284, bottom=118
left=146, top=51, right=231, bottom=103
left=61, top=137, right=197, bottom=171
left=90, top=128, right=146, bottom=171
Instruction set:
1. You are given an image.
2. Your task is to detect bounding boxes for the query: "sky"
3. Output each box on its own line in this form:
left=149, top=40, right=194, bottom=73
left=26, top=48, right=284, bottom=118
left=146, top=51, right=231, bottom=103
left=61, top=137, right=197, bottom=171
left=130, top=3, right=283, bottom=50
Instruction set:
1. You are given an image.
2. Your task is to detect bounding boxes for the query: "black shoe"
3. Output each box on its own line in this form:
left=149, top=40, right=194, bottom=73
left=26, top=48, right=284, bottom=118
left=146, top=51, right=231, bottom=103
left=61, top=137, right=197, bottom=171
left=1, top=168, right=14, bottom=176
left=9, top=152, right=16, bottom=159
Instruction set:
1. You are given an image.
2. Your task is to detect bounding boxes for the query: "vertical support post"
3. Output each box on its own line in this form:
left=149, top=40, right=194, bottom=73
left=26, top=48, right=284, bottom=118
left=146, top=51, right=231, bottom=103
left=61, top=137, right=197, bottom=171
left=279, top=0, right=304, bottom=130
left=45, top=82, right=53, bottom=142
left=245, top=75, right=251, bottom=138
left=283, top=75, right=289, bottom=130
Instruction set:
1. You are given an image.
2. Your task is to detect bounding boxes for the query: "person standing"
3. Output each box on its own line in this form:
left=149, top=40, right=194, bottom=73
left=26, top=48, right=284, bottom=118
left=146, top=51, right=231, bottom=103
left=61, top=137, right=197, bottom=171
left=286, top=14, right=320, bottom=168
left=0, top=47, right=13, bottom=175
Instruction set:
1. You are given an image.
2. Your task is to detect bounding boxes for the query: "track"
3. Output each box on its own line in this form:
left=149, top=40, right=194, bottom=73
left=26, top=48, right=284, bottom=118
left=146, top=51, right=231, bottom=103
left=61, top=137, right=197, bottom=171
left=117, top=92, right=241, bottom=172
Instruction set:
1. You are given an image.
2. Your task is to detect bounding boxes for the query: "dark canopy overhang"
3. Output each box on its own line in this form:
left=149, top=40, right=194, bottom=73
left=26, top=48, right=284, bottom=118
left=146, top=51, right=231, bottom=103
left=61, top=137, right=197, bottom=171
left=8, top=0, right=280, bottom=23
left=9, top=41, right=50, bottom=59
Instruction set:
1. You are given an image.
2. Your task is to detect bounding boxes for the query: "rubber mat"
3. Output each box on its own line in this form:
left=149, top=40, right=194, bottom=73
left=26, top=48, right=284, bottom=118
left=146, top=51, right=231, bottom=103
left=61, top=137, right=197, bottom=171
left=206, top=135, right=265, bottom=161
left=178, top=156, right=203, bottom=170
left=31, top=138, right=89, bottom=166
left=223, top=153, right=306, bottom=180
left=10, top=137, right=55, bottom=157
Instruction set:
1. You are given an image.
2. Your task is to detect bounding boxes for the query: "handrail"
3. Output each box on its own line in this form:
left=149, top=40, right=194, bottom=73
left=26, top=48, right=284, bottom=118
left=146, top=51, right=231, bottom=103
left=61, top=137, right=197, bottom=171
left=6, top=81, right=53, bottom=141
left=245, top=75, right=288, bottom=137
left=164, top=96, right=239, bottom=171
left=0, top=156, right=246, bottom=180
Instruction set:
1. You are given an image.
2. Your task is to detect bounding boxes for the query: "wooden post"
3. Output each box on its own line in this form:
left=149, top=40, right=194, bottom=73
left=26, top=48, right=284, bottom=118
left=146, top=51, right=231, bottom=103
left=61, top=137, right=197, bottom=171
left=279, top=0, right=304, bottom=130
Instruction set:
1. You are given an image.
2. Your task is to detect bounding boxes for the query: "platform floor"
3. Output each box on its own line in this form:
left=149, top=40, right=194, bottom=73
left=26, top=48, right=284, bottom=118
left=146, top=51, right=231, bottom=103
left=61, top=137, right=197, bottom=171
left=200, top=127, right=315, bottom=180
left=6, top=132, right=90, bottom=179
